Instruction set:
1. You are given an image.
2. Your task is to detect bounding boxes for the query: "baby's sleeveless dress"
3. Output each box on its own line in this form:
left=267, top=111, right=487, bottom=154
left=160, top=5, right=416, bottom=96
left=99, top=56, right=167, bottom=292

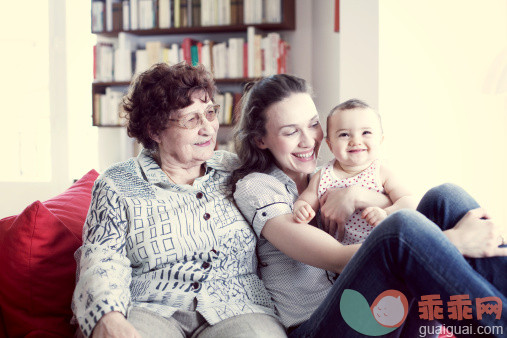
left=317, top=159, right=384, bottom=245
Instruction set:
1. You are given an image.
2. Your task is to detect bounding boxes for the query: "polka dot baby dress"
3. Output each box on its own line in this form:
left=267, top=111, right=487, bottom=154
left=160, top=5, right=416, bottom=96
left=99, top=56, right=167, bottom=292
left=317, top=159, right=384, bottom=245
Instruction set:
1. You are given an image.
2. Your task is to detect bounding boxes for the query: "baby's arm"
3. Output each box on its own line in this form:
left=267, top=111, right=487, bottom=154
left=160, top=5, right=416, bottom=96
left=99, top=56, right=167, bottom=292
left=293, top=170, right=321, bottom=223
left=362, top=165, right=418, bottom=226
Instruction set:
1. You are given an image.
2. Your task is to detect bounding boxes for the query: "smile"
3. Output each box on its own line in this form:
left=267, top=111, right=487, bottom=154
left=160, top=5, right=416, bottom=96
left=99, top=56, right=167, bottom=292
left=292, top=149, right=315, bottom=160
left=195, top=139, right=212, bottom=147
left=348, top=149, right=366, bottom=153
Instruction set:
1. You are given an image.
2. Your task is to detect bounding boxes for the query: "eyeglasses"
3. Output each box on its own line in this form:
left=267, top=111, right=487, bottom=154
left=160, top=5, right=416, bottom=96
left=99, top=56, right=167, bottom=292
left=168, top=104, right=220, bottom=129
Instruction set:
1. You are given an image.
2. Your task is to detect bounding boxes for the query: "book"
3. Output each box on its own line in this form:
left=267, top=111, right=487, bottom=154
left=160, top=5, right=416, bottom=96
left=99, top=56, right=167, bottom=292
left=112, top=2, right=123, bottom=31
left=215, top=93, right=225, bottom=123
left=232, top=92, right=243, bottom=124
left=266, top=0, right=281, bottom=23
left=224, top=92, right=233, bottom=124
left=131, top=0, right=139, bottom=29
left=228, top=38, right=238, bottom=78
left=96, top=42, right=114, bottom=81
left=139, top=0, right=155, bottom=29
left=230, top=0, right=238, bottom=25
left=180, top=0, right=188, bottom=27
left=135, top=49, right=149, bottom=74
left=93, top=93, right=102, bottom=125
left=169, top=43, right=180, bottom=65
left=243, top=41, right=248, bottom=78
left=190, top=44, right=199, bottom=66
left=174, top=0, right=181, bottom=27
left=92, top=1, right=105, bottom=32
left=182, top=38, right=198, bottom=65
left=122, top=0, right=130, bottom=30
left=253, top=33, right=262, bottom=77
left=146, top=41, right=164, bottom=65
left=191, top=0, right=201, bottom=26
left=201, top=40, right=212, bottom=73
left=158, top=0, right=171, bottom=28
left=200, top=0, right=209, bottom=26
left=247, top=26, right=255, bottom=78
left=243, top=0, right=252, bottom=24
left=105, top=0, right=114, bottom=31
left=252, top=0, right=262, bottom=23
left=114, top=48, right=133, bottom=81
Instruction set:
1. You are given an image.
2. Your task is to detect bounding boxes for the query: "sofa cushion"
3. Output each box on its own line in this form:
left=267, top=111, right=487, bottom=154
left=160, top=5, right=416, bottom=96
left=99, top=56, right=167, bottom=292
left=0, top=169, right=99, bottom=337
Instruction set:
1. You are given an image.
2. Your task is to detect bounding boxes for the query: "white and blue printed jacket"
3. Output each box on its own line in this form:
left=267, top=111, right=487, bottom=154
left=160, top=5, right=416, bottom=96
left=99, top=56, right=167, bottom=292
left=72, top=150, right=275, bottom=337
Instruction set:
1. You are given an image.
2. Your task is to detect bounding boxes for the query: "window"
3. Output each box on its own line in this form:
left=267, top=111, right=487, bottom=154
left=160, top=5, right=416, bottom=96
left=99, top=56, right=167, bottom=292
left=0, top=0, right=51, bottom=181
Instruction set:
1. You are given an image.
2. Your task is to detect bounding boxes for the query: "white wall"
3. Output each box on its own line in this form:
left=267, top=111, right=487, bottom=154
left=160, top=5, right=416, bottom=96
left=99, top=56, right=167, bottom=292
left=312, top=0, right=378, bottom=163
left=378, top=0, right=507, bottom=225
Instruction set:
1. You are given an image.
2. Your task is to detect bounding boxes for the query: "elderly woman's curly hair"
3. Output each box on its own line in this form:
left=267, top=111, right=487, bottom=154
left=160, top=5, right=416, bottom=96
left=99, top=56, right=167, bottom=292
left=122, top=62, right=216, bottom=152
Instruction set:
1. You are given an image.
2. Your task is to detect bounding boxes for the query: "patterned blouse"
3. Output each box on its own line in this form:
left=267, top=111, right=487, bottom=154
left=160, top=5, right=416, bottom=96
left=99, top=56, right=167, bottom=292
left=72, top=150, right=275, bottom=337
left=233, top=165, right=333, bottom=329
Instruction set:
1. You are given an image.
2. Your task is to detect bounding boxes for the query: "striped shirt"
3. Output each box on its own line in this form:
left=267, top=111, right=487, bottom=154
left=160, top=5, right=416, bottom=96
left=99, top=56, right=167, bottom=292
left=72, top=150, right=275, bottom=337
left=234, top=165, right=333, bottom=328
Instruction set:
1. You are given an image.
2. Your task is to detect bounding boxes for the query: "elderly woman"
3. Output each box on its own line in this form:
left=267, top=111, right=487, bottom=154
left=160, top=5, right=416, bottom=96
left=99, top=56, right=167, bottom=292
left=231, top=74, right=507, bottom=337
left=72, top=63, right=286, bottom=338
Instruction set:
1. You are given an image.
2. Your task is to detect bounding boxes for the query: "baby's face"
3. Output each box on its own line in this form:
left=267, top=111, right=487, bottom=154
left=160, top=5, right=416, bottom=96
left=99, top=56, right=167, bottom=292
left=326, top=108, right=383, bottom=168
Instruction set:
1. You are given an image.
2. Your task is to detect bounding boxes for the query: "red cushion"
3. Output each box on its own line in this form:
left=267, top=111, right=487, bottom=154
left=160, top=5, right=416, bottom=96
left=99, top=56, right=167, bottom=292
left=0, top=169, right=99, bottom=337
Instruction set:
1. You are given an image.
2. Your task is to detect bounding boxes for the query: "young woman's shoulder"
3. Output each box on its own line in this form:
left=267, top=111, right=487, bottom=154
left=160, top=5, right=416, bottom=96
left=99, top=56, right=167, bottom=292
left=235, top=172, right=286, bottom=196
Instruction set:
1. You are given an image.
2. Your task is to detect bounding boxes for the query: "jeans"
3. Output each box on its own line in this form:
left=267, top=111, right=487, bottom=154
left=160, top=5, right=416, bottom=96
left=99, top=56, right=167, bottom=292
left=289, top=184, right=507, bottom=338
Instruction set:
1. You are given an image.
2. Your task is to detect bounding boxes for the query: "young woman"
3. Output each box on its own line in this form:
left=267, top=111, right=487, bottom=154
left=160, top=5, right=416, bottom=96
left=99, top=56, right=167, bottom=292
left=231, top=74, right=507, bottom=337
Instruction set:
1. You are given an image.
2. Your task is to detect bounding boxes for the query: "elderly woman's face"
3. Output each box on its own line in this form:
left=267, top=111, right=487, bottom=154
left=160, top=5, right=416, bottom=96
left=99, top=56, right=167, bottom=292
left=153, top=91, right=219, bottom=167
left=257, top=93, right=323, bottom=178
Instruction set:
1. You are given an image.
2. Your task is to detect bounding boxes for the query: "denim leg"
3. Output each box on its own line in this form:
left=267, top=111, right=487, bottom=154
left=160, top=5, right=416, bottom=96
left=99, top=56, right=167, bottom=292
left=417, top=183, right=480, bottom=231
left=289, top=210, right=507, bottom=338
left=417, top=183, right=507, bottom=294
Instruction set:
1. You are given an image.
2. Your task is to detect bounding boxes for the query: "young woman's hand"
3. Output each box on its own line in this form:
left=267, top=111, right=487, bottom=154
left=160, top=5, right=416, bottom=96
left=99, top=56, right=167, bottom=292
left=361, top=207, right=387, bottom=226
left=445, top=208, right=507, bottom=258
left=319, top=187, right=358, bottom=240
left=320, top=186, right=391, bottom=240
left=91, top=311, right=141, bottom=338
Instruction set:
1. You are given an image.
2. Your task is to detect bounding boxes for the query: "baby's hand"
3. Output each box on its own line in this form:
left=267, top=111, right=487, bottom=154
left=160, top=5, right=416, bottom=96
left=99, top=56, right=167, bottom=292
left=361, top=207, right=387, bottom=226
left=293, top=201, right=316, bottom=223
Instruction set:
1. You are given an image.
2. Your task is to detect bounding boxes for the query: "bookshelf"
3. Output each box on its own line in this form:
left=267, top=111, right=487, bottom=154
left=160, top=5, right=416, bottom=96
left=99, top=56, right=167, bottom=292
left=91, top=0, right=296, bottom=149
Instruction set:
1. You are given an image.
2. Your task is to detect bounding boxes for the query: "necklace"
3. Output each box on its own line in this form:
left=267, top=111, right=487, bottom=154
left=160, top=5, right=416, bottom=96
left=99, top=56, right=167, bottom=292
left=162, top=169, right=177, bottom=184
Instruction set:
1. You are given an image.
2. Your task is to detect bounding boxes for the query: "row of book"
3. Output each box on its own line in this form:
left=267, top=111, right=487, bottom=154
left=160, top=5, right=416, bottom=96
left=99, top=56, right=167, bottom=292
left=92, top=0, right=282, bottom=32
left=93, top=87, right=127, bottom=126
left=93, top=88, right=241, bottom=126
left=94, top=29, right=289, bottom=82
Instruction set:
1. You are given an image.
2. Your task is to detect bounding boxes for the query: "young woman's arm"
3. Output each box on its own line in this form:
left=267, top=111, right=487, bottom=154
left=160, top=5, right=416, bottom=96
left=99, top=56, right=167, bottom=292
left=262, top=213, right=361, bottom=273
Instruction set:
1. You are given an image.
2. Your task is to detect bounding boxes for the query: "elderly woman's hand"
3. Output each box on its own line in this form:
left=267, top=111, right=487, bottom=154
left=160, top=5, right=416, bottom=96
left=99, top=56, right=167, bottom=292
left=445, top=208, right=507, bottom=258
left=92, top=311, right=141, bottom=338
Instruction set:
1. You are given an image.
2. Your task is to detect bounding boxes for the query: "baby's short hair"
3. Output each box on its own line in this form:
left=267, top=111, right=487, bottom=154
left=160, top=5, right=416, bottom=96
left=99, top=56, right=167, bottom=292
left=327, top=99, right=383, bottom=136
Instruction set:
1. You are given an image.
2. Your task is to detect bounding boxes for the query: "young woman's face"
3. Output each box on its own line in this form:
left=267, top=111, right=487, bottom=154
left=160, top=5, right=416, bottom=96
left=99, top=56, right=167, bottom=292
left=257, top=93, right=324, bottom=179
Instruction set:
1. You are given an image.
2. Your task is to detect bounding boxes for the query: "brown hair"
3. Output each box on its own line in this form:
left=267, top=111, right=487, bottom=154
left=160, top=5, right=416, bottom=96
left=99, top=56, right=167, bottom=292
left=327, top=99, right=382, bottom=135
left=122, top=62, right=216, bottom=152
left=230, top=74, right=312, bottom=191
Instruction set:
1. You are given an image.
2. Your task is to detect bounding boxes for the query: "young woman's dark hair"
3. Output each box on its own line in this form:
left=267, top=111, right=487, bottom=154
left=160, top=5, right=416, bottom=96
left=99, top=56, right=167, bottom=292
left=122, top=62, right=216, bottom=151
left=230, top=74, right=312, bottom=191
